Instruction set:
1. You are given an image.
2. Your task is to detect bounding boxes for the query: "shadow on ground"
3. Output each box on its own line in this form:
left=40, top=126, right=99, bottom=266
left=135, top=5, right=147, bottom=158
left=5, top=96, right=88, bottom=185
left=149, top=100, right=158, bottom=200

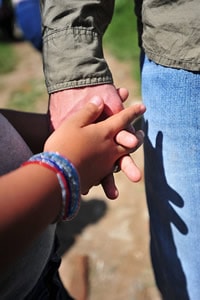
left=56, top=199, right=108, bottom=256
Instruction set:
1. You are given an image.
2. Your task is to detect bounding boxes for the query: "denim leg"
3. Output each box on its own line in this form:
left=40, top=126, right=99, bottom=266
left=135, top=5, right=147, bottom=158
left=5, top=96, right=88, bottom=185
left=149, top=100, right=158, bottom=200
left=141, top=56, right=200, bottom=300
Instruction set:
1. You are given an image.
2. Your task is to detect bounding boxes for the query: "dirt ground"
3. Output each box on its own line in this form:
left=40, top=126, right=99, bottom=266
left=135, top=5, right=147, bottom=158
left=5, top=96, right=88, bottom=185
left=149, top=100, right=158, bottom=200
left=1, top=42, right=161, bottom=300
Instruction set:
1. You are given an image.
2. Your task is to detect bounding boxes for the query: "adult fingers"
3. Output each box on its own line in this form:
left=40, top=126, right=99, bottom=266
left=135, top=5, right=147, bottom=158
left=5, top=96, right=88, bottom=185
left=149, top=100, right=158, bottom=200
left=117, top=87, right=129, bottom=103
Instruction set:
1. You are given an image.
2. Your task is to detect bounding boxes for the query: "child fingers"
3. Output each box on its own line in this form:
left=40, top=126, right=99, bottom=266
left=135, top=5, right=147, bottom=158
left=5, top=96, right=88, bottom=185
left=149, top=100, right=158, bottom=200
left=105, top=103, right=146, bottom=132
left=130, top=130, right=145, bottom=152
left=115, top=129, right=144, bottom=149
left=101, top=174, right=119, bottom=200
left=114, top=130, right=144, bottom=167
left=118, top=155, right=142, bottom=182
left=72, top=96, right=104, bottom=126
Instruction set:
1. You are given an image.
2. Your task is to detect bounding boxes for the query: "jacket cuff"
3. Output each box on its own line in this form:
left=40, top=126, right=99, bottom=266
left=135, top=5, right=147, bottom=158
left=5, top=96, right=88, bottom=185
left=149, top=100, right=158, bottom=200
left=43, top=27, right=113, bottom=94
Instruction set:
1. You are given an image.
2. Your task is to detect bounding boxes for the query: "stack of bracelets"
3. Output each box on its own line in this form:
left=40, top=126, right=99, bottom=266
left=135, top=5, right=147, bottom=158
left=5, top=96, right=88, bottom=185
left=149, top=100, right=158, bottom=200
left=22, top=152, right=81, bottom=221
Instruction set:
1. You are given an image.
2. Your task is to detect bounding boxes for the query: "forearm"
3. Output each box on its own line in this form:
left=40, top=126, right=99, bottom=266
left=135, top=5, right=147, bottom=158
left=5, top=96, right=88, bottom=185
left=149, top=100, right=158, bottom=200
left=0, top=164, right=61, bottom=271
left=0, top=109, right=49, bottom=153
left=41, top=0, right=115, bottom=93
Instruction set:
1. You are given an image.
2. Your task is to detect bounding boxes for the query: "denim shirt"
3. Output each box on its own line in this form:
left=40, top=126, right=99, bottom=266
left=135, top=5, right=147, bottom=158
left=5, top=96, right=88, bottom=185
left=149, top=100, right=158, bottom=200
left=41, top=0, right=200, bottom=94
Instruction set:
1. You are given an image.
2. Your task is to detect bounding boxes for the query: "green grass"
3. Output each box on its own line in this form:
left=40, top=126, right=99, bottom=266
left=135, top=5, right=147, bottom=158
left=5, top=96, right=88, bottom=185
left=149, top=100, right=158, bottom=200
left=0, top=42, right=46, bottom=112
left=0, top=42, right=17, bottom=74
left=103, top=0, right=140, bottom=83
left=6, top=79, right=46, bottom=111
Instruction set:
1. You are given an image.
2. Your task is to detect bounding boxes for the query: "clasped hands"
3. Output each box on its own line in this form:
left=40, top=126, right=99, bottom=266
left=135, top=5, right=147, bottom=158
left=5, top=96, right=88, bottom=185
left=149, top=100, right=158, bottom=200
left=48, top=85, right=146, bottom=199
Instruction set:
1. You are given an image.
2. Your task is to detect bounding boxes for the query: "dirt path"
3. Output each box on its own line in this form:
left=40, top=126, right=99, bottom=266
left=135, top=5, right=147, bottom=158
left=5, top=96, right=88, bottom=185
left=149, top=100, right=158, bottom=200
left=0, top=42, right=161, bottom=300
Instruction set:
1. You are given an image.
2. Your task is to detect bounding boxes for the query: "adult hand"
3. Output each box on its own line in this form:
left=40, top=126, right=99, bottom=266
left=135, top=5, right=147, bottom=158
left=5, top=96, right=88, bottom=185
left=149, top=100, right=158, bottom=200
left=49, top=84, right=126, bottom=129
left=49, top=84, right=143, bottom=198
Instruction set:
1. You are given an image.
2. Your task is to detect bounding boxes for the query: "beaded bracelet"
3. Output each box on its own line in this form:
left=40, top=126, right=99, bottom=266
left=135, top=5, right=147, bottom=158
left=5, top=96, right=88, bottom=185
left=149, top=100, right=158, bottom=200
left=22, top=152, right=81, bottom=221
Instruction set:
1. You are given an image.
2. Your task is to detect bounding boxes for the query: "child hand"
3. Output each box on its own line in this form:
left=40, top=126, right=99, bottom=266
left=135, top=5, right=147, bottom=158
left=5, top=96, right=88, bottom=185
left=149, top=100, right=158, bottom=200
left=44, top=96, right=146, bottom=197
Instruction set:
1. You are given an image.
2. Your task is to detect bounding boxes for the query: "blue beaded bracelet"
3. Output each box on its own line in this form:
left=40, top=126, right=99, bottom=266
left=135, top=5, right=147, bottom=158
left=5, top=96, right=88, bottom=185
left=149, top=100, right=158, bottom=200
left=27, top=152, right=81, bottom=221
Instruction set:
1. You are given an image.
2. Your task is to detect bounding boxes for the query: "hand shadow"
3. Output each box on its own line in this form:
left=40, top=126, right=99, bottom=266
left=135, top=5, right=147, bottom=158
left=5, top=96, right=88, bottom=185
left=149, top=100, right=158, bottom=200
left=144, top=121, right=189, bottom=300
left=56, top=198, right=107, bottom=256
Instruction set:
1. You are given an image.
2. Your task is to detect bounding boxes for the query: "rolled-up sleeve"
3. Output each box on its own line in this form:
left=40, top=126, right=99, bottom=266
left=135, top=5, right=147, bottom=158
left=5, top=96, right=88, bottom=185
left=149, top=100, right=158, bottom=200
left=41, top=0, right=115, bottom=93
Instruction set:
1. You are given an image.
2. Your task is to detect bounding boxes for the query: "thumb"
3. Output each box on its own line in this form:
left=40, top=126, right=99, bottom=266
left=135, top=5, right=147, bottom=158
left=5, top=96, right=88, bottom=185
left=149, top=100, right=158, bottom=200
left=77, top=96, right=104, bottom=126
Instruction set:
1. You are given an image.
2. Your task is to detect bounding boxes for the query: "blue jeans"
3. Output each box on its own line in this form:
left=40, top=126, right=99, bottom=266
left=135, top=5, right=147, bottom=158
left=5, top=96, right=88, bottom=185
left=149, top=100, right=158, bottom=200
left=141, top=55, right=200, bottom=300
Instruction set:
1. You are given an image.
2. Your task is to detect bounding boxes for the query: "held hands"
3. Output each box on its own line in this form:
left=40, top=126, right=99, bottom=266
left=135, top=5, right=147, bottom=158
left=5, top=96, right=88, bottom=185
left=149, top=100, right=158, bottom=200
left=49, top=84, right=143, bottom=198
left=45, top=96, right=146, bottom=199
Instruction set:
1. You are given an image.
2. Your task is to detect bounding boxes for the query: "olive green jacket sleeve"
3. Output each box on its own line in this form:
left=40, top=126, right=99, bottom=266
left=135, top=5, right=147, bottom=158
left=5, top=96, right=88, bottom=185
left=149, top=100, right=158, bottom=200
left=134, top=0, right=200, bottom=72
left=41, top=0, right=115, bottom=94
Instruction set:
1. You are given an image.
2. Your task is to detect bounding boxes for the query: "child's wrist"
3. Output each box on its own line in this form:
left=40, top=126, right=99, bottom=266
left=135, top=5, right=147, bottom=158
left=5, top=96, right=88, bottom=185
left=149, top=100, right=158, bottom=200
left=22, top=152, right=81, bottom=221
